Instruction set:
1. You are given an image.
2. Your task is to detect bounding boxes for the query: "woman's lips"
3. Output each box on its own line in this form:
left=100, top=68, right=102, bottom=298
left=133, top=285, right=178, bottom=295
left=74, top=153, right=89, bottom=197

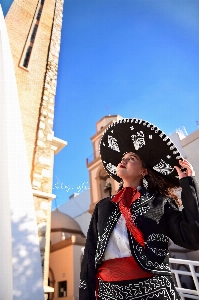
left=120, top=165, right=126, bottom=169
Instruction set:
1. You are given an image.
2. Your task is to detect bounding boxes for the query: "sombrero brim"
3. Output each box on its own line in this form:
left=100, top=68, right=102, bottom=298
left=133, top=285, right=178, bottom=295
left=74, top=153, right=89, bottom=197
left=99, top=118, right=183, bottom=186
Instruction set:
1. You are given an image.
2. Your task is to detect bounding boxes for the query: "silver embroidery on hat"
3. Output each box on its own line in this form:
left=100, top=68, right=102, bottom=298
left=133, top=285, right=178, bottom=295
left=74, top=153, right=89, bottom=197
left=108, top=135, right=120, bottom=152
left=176, top=155, right=182, bottom=159
left=173, top=150, right=179, bottom=154
left=131, top=131, right=145, bottom=150
left=153, top=159, right=173, bottom=175
left=106, top=163, right=117, bottom=175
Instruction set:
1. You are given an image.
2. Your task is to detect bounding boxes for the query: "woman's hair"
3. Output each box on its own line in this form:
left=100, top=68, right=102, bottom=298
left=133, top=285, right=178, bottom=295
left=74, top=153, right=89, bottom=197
left=145, top=167, right=182, bottom=207
left=117, top=158, right=182, bottom=207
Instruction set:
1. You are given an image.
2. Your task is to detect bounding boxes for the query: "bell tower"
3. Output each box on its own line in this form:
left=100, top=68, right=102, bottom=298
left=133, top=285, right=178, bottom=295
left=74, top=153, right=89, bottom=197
left=86, top=115, right=123, bottom=213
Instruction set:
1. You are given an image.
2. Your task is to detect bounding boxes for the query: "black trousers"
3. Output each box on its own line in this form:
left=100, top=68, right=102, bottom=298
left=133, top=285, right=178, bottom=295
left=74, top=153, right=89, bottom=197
left=97, top=275, right=180, bottom=300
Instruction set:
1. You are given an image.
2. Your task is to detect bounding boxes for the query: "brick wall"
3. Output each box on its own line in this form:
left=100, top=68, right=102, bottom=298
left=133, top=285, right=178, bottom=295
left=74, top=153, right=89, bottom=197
left=5, top=0, right=65, bottom=291
left=5, top=0, right=56, bottom=171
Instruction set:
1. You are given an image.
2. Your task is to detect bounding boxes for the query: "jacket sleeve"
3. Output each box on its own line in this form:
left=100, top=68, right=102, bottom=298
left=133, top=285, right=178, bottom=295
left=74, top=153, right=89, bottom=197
left=165, top=176, right=199, bottom=250
left=79, top=203, right=98, bottom=300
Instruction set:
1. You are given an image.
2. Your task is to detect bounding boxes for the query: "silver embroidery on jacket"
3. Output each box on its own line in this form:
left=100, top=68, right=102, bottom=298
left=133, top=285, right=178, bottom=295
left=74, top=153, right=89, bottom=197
left=131, top=240, right=170, bottom=273
left=147, top=233, right=169, bottom=243
left=131, top=192, right=154, bottom=210
left=95, top=209, right=121, bottom=266
left=148, top=247, right=169, bottom=257
left=79, top=279, right=87, bottom=289
left=132, top=205, right=150, bottom=221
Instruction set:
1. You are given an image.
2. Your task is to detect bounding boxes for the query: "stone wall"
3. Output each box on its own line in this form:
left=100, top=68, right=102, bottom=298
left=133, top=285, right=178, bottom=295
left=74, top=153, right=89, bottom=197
left=32, top=0, right=64, bottom=194
left=31, top=0, right=65, bottom=289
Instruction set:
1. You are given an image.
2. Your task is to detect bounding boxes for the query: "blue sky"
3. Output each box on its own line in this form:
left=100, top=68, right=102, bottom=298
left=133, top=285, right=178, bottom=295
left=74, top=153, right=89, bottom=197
left=2, top=0, right=199, bottom=208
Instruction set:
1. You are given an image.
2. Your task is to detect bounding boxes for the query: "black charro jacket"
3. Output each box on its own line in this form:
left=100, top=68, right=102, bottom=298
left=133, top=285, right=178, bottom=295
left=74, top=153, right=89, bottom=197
left=79, top=176, right=199, bottom=300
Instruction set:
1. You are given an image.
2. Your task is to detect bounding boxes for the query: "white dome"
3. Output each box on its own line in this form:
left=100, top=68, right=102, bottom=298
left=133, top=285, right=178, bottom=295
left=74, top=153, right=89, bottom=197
left=51, top=209, right=82, bottom=232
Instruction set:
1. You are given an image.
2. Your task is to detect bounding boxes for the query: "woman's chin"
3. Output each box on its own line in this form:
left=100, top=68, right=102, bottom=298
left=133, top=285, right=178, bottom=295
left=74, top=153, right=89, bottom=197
left=116, top=172, right=126, bottom=180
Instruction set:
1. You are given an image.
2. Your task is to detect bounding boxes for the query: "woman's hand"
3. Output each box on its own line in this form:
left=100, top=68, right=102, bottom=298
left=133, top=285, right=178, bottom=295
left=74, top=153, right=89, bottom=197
left=174, top=159, right=195, bottom=179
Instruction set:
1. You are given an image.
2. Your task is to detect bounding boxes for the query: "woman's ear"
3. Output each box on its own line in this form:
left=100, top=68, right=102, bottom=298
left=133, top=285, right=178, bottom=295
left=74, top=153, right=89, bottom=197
left=142, top=168, right=148, bottom=176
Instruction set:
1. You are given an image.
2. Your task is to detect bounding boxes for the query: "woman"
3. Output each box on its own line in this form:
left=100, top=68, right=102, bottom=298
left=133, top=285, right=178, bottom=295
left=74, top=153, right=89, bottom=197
left=79, top=118, right=199, bottom=300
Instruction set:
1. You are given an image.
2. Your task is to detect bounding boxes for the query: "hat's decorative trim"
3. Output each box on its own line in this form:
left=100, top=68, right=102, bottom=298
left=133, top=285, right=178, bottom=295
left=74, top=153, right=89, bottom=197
left=106, top=163, right=117, bottom=175
left=131, top=131, right=145, bottom=150
left=108, top=135, right=120, bottom=152
left=153, top=159, right=173, bottom=175
left=176, top=156, right=182, bottom=160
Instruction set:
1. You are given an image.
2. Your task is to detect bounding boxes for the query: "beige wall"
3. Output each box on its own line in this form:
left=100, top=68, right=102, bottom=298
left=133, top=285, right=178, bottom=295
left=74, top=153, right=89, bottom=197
left=181, top=129, right=199, bottom=183
left=50, top=244, right=83, bottom=300
left=50, top=246, right=74, bottom=300
left=5, top=0, right=56, bottom=169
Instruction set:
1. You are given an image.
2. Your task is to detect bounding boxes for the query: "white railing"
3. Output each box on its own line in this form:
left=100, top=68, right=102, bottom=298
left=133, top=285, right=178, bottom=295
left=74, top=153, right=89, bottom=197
left=169, top=258, right=199, bottom=300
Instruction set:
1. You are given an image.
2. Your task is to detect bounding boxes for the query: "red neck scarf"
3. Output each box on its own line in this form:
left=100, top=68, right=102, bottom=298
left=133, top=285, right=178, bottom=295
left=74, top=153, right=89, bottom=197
left=112, top=187, right=145, bottom=247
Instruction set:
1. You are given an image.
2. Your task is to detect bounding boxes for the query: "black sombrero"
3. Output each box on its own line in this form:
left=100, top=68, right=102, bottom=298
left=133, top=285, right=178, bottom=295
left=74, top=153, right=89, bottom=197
left=99, top=118, right=183, bottom=186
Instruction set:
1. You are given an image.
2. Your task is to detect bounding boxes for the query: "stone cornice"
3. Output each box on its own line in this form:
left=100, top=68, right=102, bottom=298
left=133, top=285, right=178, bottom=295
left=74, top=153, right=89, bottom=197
left=50, top=235, right=86, bottom=252
left=32, top=189, right=56, bottom=201
left=51, top=136, right=67, bottom=154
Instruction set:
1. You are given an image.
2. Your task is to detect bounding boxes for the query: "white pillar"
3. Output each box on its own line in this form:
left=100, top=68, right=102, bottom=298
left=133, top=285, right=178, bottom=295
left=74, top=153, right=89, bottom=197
left=0, top=7, right=13, bottom=300
left=0, top=6, right=44, bottom=300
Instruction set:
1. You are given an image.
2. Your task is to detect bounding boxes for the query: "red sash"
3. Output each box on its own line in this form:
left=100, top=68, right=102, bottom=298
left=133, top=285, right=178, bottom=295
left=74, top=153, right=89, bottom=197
left=97, top=256, right=154, bottom=282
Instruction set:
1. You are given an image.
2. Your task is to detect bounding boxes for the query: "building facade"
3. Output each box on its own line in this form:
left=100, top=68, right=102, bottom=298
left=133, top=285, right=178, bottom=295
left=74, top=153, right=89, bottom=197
left=49, top=210, right=85, bottom=300
left=5, top=0, right=66, bottom=296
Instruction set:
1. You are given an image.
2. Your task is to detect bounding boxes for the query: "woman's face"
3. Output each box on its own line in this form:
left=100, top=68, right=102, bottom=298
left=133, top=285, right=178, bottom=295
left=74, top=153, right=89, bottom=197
left=116, top=152, right=147, bottom=182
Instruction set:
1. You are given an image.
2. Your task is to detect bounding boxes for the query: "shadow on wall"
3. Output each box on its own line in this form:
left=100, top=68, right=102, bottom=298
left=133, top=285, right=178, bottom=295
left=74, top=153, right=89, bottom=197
left=11, top=213, right=44, bottom=300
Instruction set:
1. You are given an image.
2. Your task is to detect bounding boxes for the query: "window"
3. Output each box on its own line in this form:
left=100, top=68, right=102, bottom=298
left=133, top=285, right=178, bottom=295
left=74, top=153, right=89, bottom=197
left=20, top=0, right=45, bottom=69
left=30, top=24, right=38, bottom=43
left=58, top=281, right=67, bottom=298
